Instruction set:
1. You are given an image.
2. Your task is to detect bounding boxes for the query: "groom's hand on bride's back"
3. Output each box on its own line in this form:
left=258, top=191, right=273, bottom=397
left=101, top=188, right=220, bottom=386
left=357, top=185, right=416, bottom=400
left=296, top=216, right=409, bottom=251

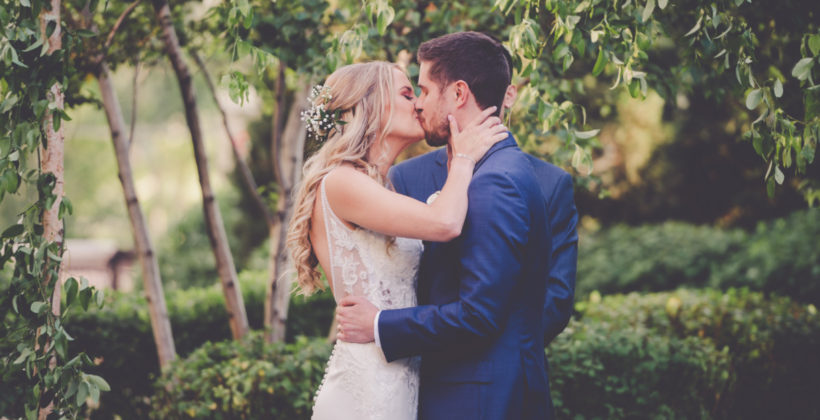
left=336, top=296, right=378, bottom=343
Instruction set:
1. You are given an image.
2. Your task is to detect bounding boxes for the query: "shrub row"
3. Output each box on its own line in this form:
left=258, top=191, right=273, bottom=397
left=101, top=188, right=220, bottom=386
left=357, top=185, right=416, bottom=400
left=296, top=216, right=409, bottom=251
left=551, top=289, right=820, bottom=419
left=576, top=209, right=820, bottom=303
left=145, top=289, right=820, bottom=419
left=150, top=334, right=331, bottom=420
left=0, top=271, right=334, bottom=419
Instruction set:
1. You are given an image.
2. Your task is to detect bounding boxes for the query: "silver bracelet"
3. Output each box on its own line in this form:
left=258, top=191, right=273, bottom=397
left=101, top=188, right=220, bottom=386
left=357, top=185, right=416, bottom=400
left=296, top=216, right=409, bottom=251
left=454, top=153, right=476, bottom=165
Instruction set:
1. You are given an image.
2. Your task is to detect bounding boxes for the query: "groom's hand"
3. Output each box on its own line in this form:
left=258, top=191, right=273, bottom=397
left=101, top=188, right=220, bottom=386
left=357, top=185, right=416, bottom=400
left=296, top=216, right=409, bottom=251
left=336, top=296, right=378, bottom=343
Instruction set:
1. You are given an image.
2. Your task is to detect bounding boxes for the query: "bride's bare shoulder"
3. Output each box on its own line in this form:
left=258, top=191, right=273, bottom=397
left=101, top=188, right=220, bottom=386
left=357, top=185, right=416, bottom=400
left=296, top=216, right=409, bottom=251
left=325, top=164, right=378, bottom=190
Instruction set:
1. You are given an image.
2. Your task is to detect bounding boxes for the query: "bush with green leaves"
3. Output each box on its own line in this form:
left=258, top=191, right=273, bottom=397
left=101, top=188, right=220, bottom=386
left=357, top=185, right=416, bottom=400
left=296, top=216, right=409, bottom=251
left=59, top=270, right=334, bottom=419
left=150, top=333, right=331, bottom=419
left=576, top=209, right=820, bottom=304
left=712, top=209, right=820, bottom=304
left=552, top=289, right=820, bottom=419
left=577, top=221, right=745, bottom=296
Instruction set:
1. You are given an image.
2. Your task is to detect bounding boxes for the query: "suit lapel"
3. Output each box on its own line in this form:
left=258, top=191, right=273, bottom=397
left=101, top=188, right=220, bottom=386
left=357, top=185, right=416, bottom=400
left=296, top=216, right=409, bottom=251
left=431, top=148, right=447, bottom=190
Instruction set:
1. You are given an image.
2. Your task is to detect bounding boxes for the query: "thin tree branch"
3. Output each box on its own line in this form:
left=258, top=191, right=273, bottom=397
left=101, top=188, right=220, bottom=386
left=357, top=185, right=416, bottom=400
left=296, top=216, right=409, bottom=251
left=271, top=61, right=287, bottom=189
left=105, top=0, right=142, bottom=51
left=191, top=49, right=276, bottom=225
left=128, top=56, right=140, bottom=150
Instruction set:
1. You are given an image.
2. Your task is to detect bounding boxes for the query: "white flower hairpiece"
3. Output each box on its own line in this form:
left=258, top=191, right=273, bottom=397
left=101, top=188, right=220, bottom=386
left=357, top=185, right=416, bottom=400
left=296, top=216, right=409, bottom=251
left=300, top=84, right=345, bottom=143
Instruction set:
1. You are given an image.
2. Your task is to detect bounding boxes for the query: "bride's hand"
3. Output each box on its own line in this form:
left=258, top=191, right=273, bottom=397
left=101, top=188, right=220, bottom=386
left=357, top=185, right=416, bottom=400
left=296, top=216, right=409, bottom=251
left=448, top=106, right=509, bottom=165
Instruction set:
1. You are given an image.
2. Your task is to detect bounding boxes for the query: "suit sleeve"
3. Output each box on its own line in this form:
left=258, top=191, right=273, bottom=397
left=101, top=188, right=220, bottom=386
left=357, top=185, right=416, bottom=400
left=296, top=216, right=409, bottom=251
left=543, top=172, right=578, bottom=344
left=387, top=164, right=407, bottom=195
left=378, top=171, right=530, bottom=362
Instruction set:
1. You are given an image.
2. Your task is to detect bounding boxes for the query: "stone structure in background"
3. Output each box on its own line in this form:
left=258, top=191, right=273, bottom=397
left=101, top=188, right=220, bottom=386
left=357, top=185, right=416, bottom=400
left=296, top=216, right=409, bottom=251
left=62, top=239, right=135, bottom=291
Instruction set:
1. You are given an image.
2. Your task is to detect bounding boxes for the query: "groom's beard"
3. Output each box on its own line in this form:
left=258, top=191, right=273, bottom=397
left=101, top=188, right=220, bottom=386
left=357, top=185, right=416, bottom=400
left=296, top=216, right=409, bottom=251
left=421, top=112, right=450, bottom=147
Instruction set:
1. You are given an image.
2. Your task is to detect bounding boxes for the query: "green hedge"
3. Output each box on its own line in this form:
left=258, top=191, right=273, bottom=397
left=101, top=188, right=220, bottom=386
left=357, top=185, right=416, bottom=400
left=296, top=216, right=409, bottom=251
left=551, top=289, right=820, bottom=419
left=61, top=271, right=334, bottom=419
left=150, top=334, right=330, bottom=419
left=577, top=209, right=820, bottom=303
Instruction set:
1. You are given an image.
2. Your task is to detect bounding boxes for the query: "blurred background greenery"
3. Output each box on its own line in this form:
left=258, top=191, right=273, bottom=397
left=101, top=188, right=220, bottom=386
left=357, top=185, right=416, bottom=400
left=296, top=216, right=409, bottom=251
left=2, top=0, right=819, bottom=418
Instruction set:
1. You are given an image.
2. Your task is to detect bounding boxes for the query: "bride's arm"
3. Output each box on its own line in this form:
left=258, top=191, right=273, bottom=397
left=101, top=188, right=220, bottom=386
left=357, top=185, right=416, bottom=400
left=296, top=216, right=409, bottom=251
left=325, top=107, right=507, bottom=242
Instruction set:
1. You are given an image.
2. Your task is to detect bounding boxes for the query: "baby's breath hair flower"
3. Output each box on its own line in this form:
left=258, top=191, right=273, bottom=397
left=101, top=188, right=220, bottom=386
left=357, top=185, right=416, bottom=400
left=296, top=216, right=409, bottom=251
left=300, top=84, right=346, bottom=143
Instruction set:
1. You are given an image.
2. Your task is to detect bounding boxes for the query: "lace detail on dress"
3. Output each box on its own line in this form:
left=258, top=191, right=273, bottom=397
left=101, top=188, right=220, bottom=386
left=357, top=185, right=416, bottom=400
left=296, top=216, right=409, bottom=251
left=312, top=174, right=423, bottom=420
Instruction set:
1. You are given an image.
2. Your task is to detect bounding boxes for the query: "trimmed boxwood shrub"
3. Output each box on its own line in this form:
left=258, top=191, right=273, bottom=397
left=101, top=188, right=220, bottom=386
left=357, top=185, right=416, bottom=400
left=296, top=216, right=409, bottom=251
left=62, top=270, right=334, bottom=419
left=552, top=289, right=820, bottom=419
left=576, top=209, right=820, bottom=304
left=712, top=210, right=820, bottom=305
left=150, top=334, right=331, bottom=419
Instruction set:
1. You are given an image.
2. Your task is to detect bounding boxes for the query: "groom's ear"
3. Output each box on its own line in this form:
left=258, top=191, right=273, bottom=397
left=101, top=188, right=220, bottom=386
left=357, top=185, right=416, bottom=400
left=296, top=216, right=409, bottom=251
left=451, top=80, right=471, bottom=109
left=503, top=84, right=517, bottom=110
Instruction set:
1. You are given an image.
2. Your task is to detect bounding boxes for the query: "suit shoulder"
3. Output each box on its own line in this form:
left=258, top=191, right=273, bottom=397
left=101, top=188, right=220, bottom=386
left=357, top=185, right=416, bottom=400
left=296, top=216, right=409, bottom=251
left=392, top=148, right=444, bottom=172
left=525, top=154, right=571, bottom=179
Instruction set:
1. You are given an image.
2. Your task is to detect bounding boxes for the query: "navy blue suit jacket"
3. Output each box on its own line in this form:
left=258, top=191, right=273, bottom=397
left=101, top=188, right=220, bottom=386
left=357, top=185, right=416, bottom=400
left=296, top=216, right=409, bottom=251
left=382, top=135, right=578, bottom=420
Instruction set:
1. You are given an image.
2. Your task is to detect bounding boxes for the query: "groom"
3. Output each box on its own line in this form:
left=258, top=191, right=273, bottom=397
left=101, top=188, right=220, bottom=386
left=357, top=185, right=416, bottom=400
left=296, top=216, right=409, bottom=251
left=337, top=31, right=577, bottom=419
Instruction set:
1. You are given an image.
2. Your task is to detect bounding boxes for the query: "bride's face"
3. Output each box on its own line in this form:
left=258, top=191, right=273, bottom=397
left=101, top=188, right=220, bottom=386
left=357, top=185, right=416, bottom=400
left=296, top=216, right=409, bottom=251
left=383, top=68, right=425, bottom=144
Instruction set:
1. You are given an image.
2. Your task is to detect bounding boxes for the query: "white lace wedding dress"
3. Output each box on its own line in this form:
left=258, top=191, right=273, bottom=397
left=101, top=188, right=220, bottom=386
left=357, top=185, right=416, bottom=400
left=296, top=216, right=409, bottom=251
left=311, top=176, right=423, bottom=420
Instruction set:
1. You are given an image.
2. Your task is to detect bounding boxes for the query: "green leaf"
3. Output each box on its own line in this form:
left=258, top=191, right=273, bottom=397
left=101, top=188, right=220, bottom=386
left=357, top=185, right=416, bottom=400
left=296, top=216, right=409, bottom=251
left=685, top=16, right=702, bottom=37
left=65, top=277, right=78, bottom=308
left=12, top=295, right=19, bottom=313
left=658, top=0, right=668, bottom=9
left=572, top=144, right=584, bottom=169
left=563, top=53, right=574, bottom=72
left=809, top=35, right=820, bottom=56
left=745, top=89, right=763, bottom=110
left=13, top=348, right=32, bottom=365
left=76, top=381, right=89, bottom=406
left=20, top=0, right=30, bottom=6
left=575, top=129, right=601, bottom=139
left=89, top=383, right=100, bottom=404
left=79, top=288, right=92, bottom=311
left=2, top=224, right=24, bottom=238
left=628, top=79, right=642, bottom=98
left=791, top=57, right=814, bottom=81
left=376, top=7, right=394, bottom=36
left=47, top=249, right=62, bottom=262
left=774, top=165, right=784, bottom=184
left=0, top=94, right=19, bottom=113
left=642, top=0, right=656, bottom=22
left=30, top=301, right=46, bottom=314
left=803, top=141, right=815, bottom=164
left=76, top=29, right=97, bottom=38
left=774, top=79, right=783, bottom=98
left=95, top=289, right=105, bottom=309
left=592, top=48, right=606, bottom=76
left=86, top=374, right=110, bottom=392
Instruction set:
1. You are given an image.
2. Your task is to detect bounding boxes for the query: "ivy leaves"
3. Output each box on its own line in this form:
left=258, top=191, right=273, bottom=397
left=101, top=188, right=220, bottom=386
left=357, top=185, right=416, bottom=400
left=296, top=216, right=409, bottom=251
left=501, top=0, right=818, bottom=201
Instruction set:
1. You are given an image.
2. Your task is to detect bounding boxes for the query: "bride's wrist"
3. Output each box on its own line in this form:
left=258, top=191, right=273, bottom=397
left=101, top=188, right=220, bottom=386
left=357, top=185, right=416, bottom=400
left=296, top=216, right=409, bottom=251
left=454, top=152, right=477, bottom=166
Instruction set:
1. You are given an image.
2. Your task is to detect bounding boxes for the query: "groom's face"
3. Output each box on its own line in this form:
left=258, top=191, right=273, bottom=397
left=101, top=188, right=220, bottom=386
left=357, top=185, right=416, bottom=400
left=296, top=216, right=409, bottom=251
left=415, top=61, right=453, bottom=147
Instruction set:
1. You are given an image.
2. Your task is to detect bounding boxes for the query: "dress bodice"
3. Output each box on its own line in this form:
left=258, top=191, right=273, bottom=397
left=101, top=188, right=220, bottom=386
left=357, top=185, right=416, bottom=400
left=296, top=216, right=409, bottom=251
left=320, top=175, right=423, bottom=309
left=312, top=173, right=423, bottom=420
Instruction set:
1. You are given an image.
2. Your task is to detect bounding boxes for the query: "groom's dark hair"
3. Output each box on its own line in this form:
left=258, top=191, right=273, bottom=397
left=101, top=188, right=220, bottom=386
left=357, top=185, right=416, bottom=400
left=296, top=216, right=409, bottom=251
left=418, top=31, right=513, bottom=115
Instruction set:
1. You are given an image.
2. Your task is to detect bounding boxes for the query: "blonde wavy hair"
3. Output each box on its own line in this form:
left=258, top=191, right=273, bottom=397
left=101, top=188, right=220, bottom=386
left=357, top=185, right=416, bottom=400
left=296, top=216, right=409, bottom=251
left=286, top=61, right=402, bottom=295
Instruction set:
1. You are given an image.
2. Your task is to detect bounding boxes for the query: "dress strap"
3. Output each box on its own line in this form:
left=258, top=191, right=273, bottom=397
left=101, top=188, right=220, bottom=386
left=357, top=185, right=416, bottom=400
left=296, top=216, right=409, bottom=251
left=319, top=174, right=354, bottom=300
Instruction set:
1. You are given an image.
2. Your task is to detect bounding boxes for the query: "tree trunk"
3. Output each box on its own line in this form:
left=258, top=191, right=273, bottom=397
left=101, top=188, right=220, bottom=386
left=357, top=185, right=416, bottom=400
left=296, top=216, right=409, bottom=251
left=38, top=1, right=63, bottom=418
left=265, top=82, right=309, bottom=343
left=192, top=50, right=275, bottom=225
left=151, top=0, right=248, bottom=339
left=97, top=61, right=177, bottom=367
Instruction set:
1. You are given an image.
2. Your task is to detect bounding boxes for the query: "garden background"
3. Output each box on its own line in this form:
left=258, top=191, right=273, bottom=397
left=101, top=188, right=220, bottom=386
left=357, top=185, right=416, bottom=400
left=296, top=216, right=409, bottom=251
left=1, top=0, right=819, bottom=419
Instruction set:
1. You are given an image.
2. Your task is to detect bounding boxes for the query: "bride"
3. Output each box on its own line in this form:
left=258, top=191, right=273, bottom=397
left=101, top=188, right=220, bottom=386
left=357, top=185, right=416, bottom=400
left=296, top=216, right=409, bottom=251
left=286, top=61, right=507, bottom=419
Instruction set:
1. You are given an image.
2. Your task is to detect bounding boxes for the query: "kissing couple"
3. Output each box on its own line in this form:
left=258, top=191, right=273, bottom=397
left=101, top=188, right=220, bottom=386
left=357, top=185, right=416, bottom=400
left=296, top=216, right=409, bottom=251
left=286, top=31, right=578, bottom=420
